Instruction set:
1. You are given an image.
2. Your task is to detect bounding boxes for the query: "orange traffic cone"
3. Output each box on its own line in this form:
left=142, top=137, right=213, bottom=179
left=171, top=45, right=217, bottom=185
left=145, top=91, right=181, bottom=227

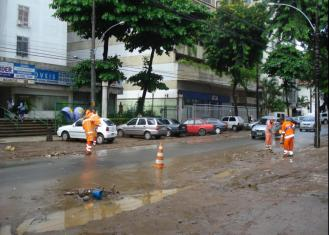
left=154, top=142, right=164, bottom=169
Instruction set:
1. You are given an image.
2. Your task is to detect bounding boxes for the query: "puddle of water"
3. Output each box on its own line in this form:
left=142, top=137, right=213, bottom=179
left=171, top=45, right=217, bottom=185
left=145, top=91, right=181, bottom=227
left=213, top=169, right=237, bottom=180
left=16, top=188, right=178, bottom=235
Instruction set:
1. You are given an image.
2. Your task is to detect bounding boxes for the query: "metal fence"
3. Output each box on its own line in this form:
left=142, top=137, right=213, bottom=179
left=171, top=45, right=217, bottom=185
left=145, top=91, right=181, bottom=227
left=182, top=104, right=257, bottom=122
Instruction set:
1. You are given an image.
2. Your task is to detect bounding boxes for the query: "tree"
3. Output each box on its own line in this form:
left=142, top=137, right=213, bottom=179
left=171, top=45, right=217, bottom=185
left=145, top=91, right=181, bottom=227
left=266, top=0, right=328, bottom=95
left=262, top=44, right=310, bottom=115
left=110, top=0, right=209, bottom=113
left=202, top=0, right=269, bottom=115
left=260, top=78, right=285, bottom=113
left=128, top=58, right=169, bottom=114
left=50, top=0, right=129, bottom=61
left=72, top=56, right=126, bottom=88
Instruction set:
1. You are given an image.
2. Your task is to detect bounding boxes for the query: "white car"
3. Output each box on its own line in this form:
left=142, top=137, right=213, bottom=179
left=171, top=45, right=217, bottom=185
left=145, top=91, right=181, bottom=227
left=57, top=118, right=117, bottom=144
left=300, top=116, right=317, bottom=132
left=222, top=116, right=245, bottom=131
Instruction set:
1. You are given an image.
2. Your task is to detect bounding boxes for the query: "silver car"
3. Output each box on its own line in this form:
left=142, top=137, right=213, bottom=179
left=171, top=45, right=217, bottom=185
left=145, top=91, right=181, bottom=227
left=251, top=116, right=281, bottom=139
left=300, top=116, right=317, bottom=132
left=117, top=117, right=167, bottom=140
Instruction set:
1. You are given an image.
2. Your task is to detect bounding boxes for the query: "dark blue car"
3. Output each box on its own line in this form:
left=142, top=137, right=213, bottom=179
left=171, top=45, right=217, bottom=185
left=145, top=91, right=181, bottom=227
left=159, top=118, right=187, bottom=137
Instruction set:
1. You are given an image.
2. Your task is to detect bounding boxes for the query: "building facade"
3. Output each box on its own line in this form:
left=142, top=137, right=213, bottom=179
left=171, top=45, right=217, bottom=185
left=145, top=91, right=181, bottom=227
left=0, top=0, right=73, bottom=119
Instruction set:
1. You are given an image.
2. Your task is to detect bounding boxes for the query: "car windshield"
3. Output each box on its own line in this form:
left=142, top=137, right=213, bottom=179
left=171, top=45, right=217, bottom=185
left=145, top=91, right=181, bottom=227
left=156, top=119, right=164, bottom=125
left=103, top=119, right=113, bottom=126
left=170, top=119, right=180, bottom=124
left=303, top=116, right=315, bottom=121
left=259, top=118, right=268, bottom=125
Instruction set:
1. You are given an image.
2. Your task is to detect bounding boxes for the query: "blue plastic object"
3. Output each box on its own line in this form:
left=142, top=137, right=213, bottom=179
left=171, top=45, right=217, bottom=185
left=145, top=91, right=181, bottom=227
left=92, top=189, right=103, bottom=200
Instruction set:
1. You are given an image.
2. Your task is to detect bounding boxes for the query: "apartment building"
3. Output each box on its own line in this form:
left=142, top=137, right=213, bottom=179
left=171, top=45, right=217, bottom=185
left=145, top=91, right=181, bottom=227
left=67, top=0, right=257, bottom=120
left=0, top=0, right=72, bottom=119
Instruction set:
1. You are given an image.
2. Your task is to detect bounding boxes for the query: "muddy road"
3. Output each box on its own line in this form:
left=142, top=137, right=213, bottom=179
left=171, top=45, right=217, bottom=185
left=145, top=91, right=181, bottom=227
left=0, top=128, right=328, bottom=235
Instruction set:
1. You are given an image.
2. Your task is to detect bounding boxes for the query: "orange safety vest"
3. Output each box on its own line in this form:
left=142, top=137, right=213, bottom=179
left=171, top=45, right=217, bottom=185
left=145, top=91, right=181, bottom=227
left=280, top=120, right=295, bottom=139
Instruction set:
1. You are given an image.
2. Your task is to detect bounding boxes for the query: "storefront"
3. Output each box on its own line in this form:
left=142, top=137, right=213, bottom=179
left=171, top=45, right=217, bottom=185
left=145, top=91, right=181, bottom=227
left=0, top=61, right=73, bottom=119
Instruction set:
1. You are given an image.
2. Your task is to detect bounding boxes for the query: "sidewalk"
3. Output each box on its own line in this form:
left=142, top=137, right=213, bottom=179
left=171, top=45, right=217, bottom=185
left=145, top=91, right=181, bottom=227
left=0, top=135, right=61, bottom=144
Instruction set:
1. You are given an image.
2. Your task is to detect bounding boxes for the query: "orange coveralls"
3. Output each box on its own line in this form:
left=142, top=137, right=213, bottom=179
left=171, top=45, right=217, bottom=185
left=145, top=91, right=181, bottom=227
left=82, top=110, right=94, bottom=154
left=90, top=112, right=101, bottom=145
left=280, top=120, right=295, bottom=156
left=265, top=119, right=273, bottom=149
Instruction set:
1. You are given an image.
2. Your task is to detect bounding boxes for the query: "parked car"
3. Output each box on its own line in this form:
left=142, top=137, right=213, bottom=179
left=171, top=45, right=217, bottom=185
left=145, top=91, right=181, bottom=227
left=244, top=121, right=259, bottom=130
left=222, top=116, right=245, bottom=131
left=300, top=116, right=317, bottom=132
left=251, top=116, right=281, bottom=139
left=291, top=116, right=305, bottom=128
left=117, top=117, right=167, bottom=140
left=202, top=118, right=227, bottom=134
left=320, top=111, right=328, bottom=124
left=183, top=119, right=215, bottom=136
left=158, top=118, right=187, bottom=137
left=57, top=118, right=117, bottom=144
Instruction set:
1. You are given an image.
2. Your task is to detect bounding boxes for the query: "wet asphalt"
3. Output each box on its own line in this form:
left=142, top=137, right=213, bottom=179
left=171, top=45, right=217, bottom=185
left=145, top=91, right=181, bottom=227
left=0, top=127, right=327, bottom=234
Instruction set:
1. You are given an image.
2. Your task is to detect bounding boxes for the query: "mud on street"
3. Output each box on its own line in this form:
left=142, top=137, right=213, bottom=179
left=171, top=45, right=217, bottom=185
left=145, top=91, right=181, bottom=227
left=0, top=130, right=328, bottom=235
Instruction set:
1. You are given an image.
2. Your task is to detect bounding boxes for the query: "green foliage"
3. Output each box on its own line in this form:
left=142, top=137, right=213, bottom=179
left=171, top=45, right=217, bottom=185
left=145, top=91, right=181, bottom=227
left=128, top=57, right=169, bottom=114
left=263, top=44, right=309, bottom=114
left=263, top=44, right=310, bottom=81
left=109, top=117, right=132, bottom=126
left=297, top=95, right=310, bottom=108
left=266, top=0, right=328, bottom=94
left=260, top=78, right=284, bottom=113
left=202, top=0, right=269, bottom=114
left=71, top=56, right=126, bottom=88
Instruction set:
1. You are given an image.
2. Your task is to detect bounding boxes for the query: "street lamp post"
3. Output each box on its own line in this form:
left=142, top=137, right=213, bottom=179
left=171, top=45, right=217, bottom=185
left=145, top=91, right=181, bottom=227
left=268, top=2, right=321, bottom=148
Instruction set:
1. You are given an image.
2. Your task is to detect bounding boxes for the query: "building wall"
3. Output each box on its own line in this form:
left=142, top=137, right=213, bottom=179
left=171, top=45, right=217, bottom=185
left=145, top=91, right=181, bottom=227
left=0, top=0, right=67, bottom=66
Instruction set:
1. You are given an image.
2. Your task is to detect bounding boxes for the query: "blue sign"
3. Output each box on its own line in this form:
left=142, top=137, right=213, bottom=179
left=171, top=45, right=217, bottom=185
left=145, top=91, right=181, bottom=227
left=14, top=63, right=35, bottom=79
left=35, top=69, right=59, bottom=84
left=0, top=62, right=14, bottom=78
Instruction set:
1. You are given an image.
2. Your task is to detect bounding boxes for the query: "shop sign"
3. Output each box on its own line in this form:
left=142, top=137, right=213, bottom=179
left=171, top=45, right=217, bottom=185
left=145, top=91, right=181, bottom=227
left=14, top=63, right=35, bottom=79
left=0, top=62, right=14, bottom=78
left=35, top=69, right=59, bottom=84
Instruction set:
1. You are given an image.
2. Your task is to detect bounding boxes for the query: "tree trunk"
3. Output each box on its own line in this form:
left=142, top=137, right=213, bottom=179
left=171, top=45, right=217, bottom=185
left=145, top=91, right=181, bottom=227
left=232, top=81, right=238, bottom=116
left=102, top=34, right=110, bottom=61
left=284, top=82, right=290, bottom=116
left=139, top=47, right=156, bottom=114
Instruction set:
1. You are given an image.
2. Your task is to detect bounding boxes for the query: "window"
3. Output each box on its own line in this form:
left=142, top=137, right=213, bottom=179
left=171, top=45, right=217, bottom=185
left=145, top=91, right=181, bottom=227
left=229, top=117, right=236, bottom=121
left=222, top=117, right=229, bottom=122
left=147, top=119, right=156, bottom=125
left=75, top=120, right=82, bottom=127
left=17, top=36, right=28, bottom=57
left=127, top=119, right=137, bottom=126
left=18, top=5, right=29, bottom=27
left=137, top=119, right=146, bottom=125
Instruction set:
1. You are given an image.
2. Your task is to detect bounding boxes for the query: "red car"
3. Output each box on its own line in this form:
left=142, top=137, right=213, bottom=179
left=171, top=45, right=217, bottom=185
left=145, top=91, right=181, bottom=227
left=183, top=119, right=215, bottom=136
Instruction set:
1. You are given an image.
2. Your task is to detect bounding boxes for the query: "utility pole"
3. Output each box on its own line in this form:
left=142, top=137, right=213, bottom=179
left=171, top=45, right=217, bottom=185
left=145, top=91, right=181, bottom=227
left=314, top=1, right=321, bottom=148
left=256, top=63, right=259, bottom=120
left=90, top=0, right=96, bottom=108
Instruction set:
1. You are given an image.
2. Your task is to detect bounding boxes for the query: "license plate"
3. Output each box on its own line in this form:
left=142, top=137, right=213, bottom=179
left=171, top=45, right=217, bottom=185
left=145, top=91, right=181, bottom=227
left=257, top=131, right=263, bottom=136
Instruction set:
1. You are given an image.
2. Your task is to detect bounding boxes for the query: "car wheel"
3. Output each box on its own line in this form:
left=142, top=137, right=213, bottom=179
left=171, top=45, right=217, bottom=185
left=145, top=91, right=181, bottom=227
left=198, top=128, right=206, bottom=136
left=108, top=138, right=114, bottom=144
left=251, top=135, right=255, bottom=139
left=232, top=125, right=238, bottom=131
left=166, top=129, right=172, bottom=137
left=61, top=131, right=70, bottom=141
left=118, top=129, right=124, bottom=137
left=144, top=131, right=152, bottom=140
left=215, top=127, right=221, bottom=134
left=96, top=134, right=104, bottom=144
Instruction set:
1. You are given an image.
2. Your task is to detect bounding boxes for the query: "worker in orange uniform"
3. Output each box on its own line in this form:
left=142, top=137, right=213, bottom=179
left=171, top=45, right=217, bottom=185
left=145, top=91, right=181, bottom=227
left=279, top=117, right=295, bottom=157
left=90, top=109, right=101, bottom=146
left=82, top=109, right=94, bottom=154
left=265, top=117, right=274, bottom=151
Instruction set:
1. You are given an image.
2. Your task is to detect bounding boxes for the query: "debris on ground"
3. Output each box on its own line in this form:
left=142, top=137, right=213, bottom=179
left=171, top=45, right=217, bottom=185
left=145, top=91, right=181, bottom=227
left=4, top=145, right=15, bottom=151
left=64, top=185, right=119, bottom=201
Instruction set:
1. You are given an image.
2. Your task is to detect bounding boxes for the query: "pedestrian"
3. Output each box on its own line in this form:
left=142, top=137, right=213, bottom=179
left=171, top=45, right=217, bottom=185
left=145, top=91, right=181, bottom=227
left=90, top=109, right=101, bottom=146
left=279, top=117, right=295, bottom=158
left=118, top=102, right=123, bottom=115
left=82, top=109, right=93, bottom=154
left=7, top=98, right=14, bottom=112
left=265, top=117, right=274, bottom=151
left=17, top=101, right=25, bottom=123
